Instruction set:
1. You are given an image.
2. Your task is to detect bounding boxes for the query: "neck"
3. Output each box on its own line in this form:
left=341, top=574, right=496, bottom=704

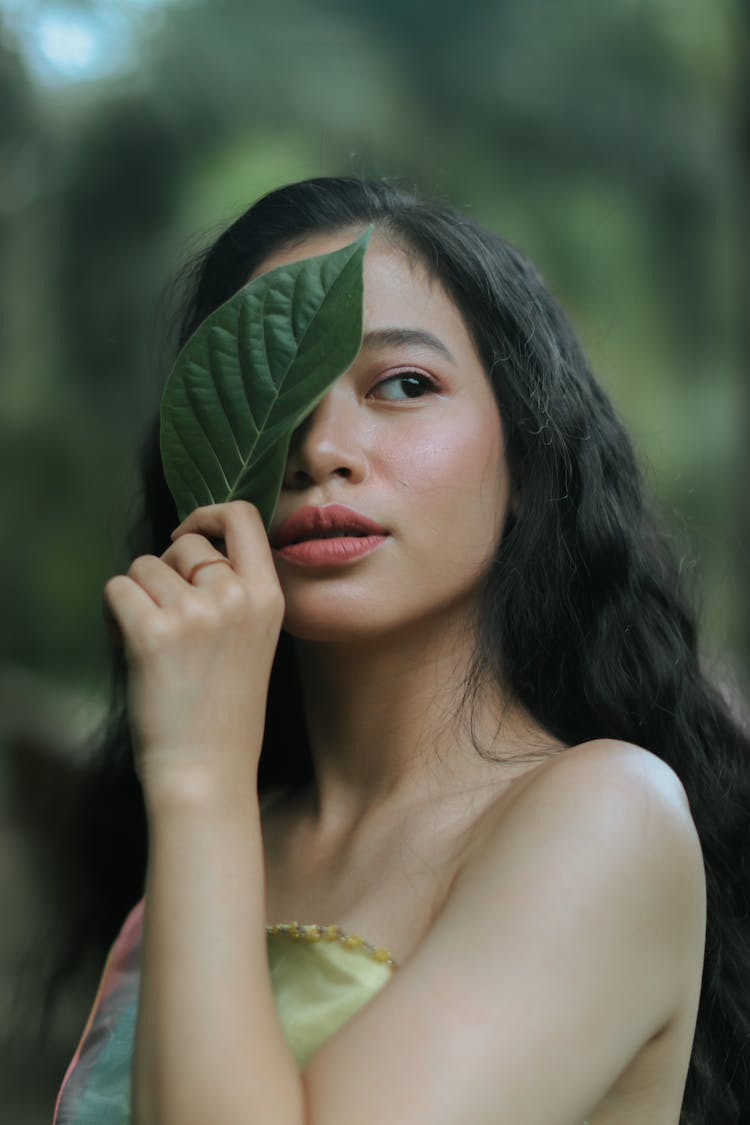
left=289, top=606, right=549, bottom=841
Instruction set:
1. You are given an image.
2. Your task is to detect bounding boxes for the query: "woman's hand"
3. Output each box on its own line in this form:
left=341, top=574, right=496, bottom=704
left=103, top=501, right=285, bottom=807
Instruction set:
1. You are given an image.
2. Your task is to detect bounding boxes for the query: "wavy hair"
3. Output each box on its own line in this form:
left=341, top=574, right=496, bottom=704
left=18, top=177, right=750, bottom=1124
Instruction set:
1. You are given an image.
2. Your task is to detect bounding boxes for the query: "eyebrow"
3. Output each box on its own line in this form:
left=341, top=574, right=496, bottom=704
left=361, top=327, right=456, bottom=365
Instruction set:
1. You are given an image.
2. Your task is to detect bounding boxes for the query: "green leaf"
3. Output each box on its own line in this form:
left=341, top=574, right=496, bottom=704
left=159, top=228, right=372, bottom=527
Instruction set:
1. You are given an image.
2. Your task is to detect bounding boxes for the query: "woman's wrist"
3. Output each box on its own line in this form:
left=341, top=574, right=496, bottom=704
left=140, top=753, right=260, bottom=821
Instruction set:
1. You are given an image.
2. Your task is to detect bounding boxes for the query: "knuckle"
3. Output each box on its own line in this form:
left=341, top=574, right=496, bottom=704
left=170, top=533, right=202, bottom=556
left=136, top=613, right=175, bottom=652
left=215, top=580, right=248, bottom=616
left=128, top=554, right=157, bottom=577
left=180, top=597, right=214, bottom=629
left=224, top=578, right=283, bottom=624
left=231, top=499, right=259, bottom=518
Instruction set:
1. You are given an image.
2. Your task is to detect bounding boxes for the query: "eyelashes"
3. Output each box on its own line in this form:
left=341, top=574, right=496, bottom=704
left=368, top=370, right=438, bottom=402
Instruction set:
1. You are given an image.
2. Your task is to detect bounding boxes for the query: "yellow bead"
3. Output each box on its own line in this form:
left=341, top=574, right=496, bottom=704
left=372, top=947, right=392, bottom=962
left=322, top=925, right=340, bottom=941
left=342, top=933, right=364, bottom=948
left=302, top=925, right=321, bottom=942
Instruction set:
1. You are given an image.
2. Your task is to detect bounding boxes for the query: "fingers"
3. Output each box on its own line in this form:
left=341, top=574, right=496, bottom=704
left=171, top=502, right=267, bottom=580
left=187, top=557, right=234, bottom=584
left=103, top=573, right=158, bottom=645
left=107, top=540, right=234, bottom=634
left=126, top=553, right=193, bottom=605
left=103, top=503, right=275, bottom=651
left=160, top=534, right=235, bottom=588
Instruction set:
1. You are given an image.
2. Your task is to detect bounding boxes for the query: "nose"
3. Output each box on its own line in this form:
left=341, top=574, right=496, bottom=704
left=282, top=382, right=367, bottom=491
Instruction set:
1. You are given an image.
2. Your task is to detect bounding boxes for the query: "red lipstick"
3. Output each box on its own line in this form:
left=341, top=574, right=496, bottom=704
left=270, top=504, right=389, bottom=568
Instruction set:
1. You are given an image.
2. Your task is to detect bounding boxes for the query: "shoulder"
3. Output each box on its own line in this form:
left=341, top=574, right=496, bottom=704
left=449, top=736, right=706, bottom=1022
left=302, top=742, right=706, bottom=1122
left=486, top=737, right=700, bottom=840
left=475, top=737, right=705, bottom=901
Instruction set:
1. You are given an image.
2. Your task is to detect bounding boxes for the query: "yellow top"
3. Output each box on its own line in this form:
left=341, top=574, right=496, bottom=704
left=52, top=899, right=397, bottom=1124
left=265, top=920, right=397, bottom=1067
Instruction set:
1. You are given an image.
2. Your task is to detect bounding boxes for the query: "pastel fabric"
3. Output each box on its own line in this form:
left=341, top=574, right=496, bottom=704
left=52, top=898, right=396, bottom=1124
left=53, top=900, right=591, bottom=1125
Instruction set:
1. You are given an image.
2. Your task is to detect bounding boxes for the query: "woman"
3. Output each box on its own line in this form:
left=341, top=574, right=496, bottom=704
left=43, top=177, right=749, bottom=1123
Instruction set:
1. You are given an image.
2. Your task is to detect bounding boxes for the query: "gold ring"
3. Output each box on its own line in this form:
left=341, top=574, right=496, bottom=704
left=187, top=557, right=233, bottom=583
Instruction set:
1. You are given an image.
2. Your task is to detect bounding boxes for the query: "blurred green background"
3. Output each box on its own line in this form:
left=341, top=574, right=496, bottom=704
left=1, top=0, right=747, bottom=1121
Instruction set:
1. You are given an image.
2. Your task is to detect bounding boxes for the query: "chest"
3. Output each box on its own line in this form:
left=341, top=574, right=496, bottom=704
left=260, top=765, right=543, bottom=957
left=262, top=799, right=462, bottom=967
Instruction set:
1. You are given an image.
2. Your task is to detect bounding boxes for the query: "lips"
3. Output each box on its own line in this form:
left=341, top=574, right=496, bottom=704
left=270, top=504, right=389, bottom=549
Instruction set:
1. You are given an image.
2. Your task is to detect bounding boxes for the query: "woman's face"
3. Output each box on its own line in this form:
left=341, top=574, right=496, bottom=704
left=260, top=229, right=512, bottom=642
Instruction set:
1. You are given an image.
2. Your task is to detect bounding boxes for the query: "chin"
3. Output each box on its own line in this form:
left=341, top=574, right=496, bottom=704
left=277, top=576, right=481, bottom=646
left=280, top=613, right=392, bottom=644
left=279, top=589, right=423, bottom=643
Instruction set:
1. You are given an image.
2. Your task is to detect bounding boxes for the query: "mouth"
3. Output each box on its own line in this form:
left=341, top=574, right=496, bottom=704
left=287, top=529, right=370, bottom=545
left=270, top=504, right=390, bottom=550
left=273, top=531, right=389, bottom=567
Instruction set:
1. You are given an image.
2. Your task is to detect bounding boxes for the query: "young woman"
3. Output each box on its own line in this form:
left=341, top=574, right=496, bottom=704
left=44, top=177, right=749, bottom=1124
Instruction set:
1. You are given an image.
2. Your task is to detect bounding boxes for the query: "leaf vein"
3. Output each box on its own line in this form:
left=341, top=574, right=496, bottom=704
left=170, top=392, right=232, bottom=496
left=236, top=302, right=260, bottom=426
left=206, top=330, right=244, bottom=464
left=255, top=287, right=286, bottom=436
left=165, top=421, right=210, bottom=510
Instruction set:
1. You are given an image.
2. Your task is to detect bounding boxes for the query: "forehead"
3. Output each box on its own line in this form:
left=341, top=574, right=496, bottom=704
left=250, top=226, right=373, bottom=276
left=251, top=229, right=480, bottom=365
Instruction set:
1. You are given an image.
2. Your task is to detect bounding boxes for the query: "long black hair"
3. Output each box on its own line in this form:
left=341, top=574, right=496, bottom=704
left=16, top=177, right=750, bottom=1123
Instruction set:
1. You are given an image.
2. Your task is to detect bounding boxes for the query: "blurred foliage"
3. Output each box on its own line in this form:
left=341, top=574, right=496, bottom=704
left=0, top=0, right=747, bottom=716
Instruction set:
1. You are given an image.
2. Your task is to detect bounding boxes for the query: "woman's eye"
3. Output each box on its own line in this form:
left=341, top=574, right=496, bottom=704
left=370, top=372, right=436, bottom=401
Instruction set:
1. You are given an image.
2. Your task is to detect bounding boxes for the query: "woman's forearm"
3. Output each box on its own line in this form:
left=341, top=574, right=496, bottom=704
left=132, top=775, right=305, bottom=1125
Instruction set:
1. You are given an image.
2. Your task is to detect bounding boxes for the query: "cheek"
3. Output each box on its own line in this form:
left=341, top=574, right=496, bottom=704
left=381, top=413, right=509, bottom=552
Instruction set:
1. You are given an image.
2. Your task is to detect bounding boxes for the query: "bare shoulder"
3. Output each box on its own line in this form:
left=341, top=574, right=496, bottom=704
left=459, top=735, right=707, bottom=1015
left=481, top=736, right=701, bottom=846
left=302, top=738, right=707, bottom=1123
left=560, top=737, right=696, bottom=812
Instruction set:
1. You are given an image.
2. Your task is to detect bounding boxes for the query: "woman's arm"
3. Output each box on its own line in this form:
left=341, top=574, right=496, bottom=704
left=134, top=781, right=304, bottom=1125
left=104, top=501, right=305, bottom=1125
left=300, top=741, right=705, bottom=1125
